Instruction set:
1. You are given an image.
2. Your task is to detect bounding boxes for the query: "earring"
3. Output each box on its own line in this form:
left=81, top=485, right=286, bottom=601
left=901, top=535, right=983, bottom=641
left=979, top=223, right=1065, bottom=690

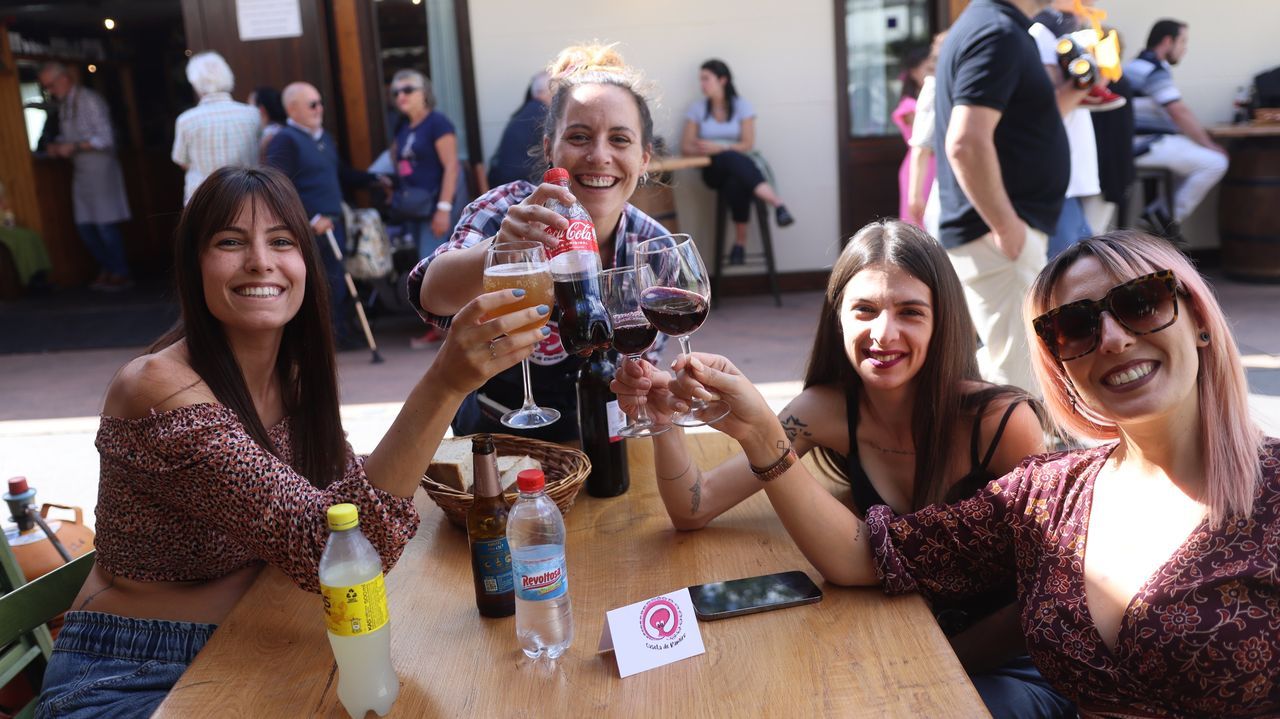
left=1199, top=331, right=1211, bottom=343
left=638, top=173, right=648, bottom=187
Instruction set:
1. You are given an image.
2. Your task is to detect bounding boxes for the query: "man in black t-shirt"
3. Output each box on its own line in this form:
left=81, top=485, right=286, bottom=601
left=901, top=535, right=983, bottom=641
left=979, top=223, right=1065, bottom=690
left=935, top=0, right=1071, bottom=394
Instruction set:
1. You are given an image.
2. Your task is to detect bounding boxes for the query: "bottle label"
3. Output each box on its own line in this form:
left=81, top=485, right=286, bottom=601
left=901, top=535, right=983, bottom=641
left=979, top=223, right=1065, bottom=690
left=549, top=219, right=598, bottom=258
left=321, top=573, right=389, bottom=636
left=607, top=400, right=624, bottom=443
left=472, top=538, right=514, bottom=594
left=512, top=550, right=569, bottom=602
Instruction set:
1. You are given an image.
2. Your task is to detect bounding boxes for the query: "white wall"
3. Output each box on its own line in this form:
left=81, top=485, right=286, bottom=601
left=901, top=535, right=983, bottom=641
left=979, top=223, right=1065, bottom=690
left=1110, top=1, right=1280, bottom=248
left=468, top=0, right=842, bottom=274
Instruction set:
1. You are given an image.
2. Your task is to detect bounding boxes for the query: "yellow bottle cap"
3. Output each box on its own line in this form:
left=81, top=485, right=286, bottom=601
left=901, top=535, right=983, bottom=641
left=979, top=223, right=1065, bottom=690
left=327, top=503, right=359, bottom=531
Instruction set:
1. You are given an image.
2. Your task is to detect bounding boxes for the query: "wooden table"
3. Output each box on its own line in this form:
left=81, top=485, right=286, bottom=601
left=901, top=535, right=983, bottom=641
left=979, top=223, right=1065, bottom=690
left=1209, top=122, right=1280, bottom=138
left=648, top=154, right=711, bottom=173
left=155, top=434, right=985, bottom=718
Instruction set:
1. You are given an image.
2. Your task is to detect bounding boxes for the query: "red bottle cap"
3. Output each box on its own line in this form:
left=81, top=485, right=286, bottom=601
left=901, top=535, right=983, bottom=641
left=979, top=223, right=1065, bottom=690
left=543, top=167, right=569, bottom=184
left=7, top=477, right=29, bottom=495
left=516, top=469, right=546, bottom=492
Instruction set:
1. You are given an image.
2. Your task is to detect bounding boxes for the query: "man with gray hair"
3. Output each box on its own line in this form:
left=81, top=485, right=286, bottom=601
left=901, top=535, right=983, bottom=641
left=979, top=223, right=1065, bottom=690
left=38, top=61, right=133, bottom=290
left=172, top=51, right=260, bottom=203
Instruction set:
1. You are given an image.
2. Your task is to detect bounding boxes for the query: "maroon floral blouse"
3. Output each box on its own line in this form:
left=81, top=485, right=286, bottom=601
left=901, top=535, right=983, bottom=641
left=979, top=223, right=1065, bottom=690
left=94, top=403, right=420, bottom=594
left=867, top=439, right=1280, bottom=718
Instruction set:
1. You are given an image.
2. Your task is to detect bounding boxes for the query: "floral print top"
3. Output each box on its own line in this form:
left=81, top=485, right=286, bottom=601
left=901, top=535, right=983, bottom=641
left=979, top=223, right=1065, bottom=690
left=867, top=439, right=1280, bottom=718
left=94, top=404, right=420, bottom=594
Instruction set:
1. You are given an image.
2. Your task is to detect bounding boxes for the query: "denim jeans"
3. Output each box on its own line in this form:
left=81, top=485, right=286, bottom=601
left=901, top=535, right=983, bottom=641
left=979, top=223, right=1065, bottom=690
left=972, top=654, right=1077, bottom=719
left=75, top=223, right=130, bottom=278
left=35, top=611, right=216, bottom=719
left=1046, top=196, right=1093, bottom=260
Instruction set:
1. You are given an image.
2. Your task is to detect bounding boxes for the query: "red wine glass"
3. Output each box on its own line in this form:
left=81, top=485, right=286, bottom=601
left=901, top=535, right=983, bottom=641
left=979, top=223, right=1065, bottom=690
left=600, top=266, right=670, bottom=437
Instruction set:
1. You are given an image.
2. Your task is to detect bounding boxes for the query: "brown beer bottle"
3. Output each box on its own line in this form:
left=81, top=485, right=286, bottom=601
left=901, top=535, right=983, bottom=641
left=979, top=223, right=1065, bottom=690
left=466, top=435, right=515, bottom=617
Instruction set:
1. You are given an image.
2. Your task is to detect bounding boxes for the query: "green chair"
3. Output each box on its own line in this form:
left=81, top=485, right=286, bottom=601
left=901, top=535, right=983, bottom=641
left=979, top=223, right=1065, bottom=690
left=0, top=533, right=95, bottom=719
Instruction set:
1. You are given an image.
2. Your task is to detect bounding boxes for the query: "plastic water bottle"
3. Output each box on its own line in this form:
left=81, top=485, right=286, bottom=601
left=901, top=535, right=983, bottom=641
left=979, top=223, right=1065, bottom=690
left=507, top=469, right=574, bottom=659
left=319, top=504, right=399, bottom=717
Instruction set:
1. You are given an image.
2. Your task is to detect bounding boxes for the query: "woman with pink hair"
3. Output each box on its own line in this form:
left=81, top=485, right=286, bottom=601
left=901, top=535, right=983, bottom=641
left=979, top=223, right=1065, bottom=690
left=652, top=230, right=1277, bottom=717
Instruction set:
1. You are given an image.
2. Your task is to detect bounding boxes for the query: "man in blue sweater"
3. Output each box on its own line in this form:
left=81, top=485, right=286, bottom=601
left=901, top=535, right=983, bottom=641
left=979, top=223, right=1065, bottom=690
left=266, top=81, right=388, bottom=347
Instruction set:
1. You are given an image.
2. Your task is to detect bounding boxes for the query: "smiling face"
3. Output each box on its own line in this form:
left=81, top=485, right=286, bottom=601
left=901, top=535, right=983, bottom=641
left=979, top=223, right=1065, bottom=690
left=1051, top=256, right=1204, bottom=433
left=839, top=263, right=934, bottom=393
left=201, top=197, right=307, bottom=340
left=544, top=83, right=651, bottom=228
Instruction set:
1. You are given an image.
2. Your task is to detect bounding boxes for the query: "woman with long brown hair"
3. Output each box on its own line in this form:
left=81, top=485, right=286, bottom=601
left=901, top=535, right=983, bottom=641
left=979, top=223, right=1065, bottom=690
left=36, top=166, right=544, bottom=718
left=615, top=220, right=1073, bottom=717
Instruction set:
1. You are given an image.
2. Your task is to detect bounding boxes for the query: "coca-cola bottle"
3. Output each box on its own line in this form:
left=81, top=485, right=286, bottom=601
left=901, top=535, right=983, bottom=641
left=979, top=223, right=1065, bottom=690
left=543, top=167, right=612, bottom=355
left=576, top=349, right=629, bottom=497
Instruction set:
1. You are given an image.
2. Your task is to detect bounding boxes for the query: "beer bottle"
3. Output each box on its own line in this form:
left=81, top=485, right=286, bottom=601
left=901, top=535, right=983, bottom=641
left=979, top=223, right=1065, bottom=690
left=466, top=435, right=515, bottom=617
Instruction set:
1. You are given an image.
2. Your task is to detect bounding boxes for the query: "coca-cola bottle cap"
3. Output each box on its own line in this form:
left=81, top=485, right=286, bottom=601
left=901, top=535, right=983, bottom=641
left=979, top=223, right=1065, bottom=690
left=516, top=469, right=546, bottom=492
left=543, top=167, right=570, bottom=185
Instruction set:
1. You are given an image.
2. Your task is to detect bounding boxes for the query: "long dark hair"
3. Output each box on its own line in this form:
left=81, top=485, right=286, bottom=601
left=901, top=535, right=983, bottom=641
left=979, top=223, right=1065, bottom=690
left=151, top=166, right=345, bottom=489
left=898, top=46, right=930, bottom=103
left=805, top=220, right=1032, bottom=509
left=251, top=86, right=286, bottom=125
left=700, top=59, right=737, bottom=122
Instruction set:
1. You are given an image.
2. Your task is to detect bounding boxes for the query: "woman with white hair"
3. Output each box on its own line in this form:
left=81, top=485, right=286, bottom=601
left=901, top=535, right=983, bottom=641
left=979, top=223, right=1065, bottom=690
left=172, top=51, right=261, bottom=204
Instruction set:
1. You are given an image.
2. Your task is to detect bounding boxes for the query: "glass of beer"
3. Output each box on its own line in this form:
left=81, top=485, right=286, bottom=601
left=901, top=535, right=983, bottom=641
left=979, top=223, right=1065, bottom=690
left=484, top=241, right=559, bottom=428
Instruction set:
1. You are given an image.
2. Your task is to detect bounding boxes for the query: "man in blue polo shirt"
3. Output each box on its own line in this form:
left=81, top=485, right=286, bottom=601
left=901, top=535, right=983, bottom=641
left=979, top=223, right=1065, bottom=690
left=266, top=82, right=387, bottom=347
left=935, top=0, right=1071, bottom=395
left=1125, top=19, right=1228, bottom=231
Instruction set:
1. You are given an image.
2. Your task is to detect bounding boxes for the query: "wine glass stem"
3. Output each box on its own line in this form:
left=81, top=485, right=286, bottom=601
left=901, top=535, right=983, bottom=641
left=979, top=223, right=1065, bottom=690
left=677, top=335, right=707, bottom=412
left=627, top=355, right=653, bottom=426
left=519, top=358, right=538, bottom=410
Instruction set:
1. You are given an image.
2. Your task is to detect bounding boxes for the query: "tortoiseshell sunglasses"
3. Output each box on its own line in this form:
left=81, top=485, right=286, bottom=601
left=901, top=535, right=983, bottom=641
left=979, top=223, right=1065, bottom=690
left=1033, top=270, right=1182, bottom=361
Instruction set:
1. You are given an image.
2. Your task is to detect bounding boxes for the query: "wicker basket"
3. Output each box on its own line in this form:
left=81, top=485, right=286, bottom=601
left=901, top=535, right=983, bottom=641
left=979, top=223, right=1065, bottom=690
left=420, top=433, right=590, bottom=529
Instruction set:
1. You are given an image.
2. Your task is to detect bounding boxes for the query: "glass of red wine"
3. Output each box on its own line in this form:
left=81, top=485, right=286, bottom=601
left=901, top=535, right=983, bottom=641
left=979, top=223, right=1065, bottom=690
left=634, top=234, right=729, bottom=427
left=600, top=266, right=670, bottom=438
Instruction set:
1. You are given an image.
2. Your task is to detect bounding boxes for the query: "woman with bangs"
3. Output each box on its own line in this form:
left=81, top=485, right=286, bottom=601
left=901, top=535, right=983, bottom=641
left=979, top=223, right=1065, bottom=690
left=36, top=166, right=542, bottom=718
left=614, top=219, right=1073, bottom=718
left=650, top=229, right=1278, bottom=717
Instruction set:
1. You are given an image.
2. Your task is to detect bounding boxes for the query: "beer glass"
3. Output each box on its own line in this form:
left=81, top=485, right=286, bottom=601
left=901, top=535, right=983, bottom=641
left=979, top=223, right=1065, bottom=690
left=634, top=234, right=729, bottom=427
left=483, top=241, right=559, bottom=428
left=600, top=266, right=669, bottom=437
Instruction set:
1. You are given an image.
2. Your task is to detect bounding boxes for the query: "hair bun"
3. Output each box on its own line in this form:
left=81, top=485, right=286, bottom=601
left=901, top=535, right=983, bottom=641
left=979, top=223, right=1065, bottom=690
left=547, top=42, right=635, bottom=88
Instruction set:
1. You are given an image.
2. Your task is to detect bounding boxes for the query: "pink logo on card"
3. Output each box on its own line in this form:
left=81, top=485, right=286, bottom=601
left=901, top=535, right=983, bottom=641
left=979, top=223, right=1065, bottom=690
left=640, top=597, right=681, bottom=641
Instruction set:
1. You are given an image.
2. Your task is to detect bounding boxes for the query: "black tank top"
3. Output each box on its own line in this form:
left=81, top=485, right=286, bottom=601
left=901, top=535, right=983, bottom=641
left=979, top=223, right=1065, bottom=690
left=842, top=386, right=1021, bottom=636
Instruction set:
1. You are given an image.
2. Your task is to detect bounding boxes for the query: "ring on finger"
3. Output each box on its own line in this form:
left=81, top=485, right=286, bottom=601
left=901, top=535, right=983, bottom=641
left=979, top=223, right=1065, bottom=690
left=488, top=338, right=499, bottom=359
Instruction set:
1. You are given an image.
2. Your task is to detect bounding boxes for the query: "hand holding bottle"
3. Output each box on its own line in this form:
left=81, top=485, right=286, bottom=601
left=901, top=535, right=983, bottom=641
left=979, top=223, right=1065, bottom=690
left=492, top=183, right=577, bottom=254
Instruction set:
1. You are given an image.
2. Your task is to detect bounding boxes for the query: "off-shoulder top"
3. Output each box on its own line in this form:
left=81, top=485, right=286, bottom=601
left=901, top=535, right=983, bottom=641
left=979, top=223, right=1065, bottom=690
left=867, top=439, right=1280, bottom=718
left=93, top=403, right=420, bottom=594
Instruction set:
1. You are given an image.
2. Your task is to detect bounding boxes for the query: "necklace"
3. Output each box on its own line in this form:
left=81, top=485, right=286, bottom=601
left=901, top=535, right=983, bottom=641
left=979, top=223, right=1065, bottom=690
left=866, top=439, right=914, bottom=456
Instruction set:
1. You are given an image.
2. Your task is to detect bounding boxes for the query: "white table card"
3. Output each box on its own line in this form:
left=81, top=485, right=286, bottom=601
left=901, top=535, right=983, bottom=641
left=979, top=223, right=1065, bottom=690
left=597, top=587, right=706, bottom=678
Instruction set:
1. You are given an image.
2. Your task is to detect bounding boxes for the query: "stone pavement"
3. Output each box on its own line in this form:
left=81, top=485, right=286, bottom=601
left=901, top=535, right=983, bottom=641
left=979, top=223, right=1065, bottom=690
left=2, top=270, right=1277, bottom=530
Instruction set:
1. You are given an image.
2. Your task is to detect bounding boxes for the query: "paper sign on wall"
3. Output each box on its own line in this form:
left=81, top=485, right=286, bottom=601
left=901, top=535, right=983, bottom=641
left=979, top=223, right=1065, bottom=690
left=236, top=0, right=303, bottom=42
left=597, top=587, right=705, bottom=678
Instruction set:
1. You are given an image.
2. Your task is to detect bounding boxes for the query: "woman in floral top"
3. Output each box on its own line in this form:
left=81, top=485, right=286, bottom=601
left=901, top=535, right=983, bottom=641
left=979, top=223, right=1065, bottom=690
left=36, top=167, right=547, bottom=719
left=659, top=230, right=1277, bottom=718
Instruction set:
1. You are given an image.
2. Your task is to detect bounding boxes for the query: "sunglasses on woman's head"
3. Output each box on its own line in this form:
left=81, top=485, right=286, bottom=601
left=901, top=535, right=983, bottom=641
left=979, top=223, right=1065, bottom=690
left=1033, top=270, right=1182, bottom=361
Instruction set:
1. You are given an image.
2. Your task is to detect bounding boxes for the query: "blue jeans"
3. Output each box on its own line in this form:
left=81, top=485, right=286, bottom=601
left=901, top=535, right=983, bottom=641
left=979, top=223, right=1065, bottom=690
left=75, top=223, right=130, bottom=278
left=35, top=611, right=216, bottom=719
left=1046, top=196, right=1092, bottom=260
left=971, top=654, right=1076, bottom=719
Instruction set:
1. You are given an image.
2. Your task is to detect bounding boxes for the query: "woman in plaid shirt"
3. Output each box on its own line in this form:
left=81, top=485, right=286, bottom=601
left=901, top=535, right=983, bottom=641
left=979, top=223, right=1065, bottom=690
left=408, top=43, right=669, bottom=442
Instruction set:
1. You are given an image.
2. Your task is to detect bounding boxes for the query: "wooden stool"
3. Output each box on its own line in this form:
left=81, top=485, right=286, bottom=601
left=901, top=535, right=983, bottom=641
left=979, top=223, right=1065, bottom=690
left=711, top=194, right=781, bottom=308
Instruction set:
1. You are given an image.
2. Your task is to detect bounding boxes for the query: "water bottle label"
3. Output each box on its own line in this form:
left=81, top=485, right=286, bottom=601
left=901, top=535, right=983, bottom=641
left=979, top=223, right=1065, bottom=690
left=472, top=538, right=514, bottom=594
left=549, top=219, right=598, bottom=257
left=321, top=573, right=389, bottom=636
left=512, top=552, right=569, bottom=602
left=607, top=400, right=624, bottom=443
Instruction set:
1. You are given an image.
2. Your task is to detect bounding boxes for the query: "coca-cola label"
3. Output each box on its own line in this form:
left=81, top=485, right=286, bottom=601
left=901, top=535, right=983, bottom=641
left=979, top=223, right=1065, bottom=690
left=549, top=219, right=598, bottom=257
left=512, top=548, right=568, bottom=602
left=529, top=320, right=568, bottom=366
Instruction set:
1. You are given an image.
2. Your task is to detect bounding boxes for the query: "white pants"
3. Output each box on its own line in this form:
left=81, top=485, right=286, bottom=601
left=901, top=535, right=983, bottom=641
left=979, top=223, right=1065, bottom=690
left=947, top=225, right=1048, bottom=395
left=1135, top=134, right=1229, bottom=222
left=1080, top=194, right=1115, bottom=235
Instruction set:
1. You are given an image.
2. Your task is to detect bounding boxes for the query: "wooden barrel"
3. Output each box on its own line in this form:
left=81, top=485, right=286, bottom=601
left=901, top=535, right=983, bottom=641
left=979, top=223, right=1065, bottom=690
left=1219, top=138, right=1280, bottom=283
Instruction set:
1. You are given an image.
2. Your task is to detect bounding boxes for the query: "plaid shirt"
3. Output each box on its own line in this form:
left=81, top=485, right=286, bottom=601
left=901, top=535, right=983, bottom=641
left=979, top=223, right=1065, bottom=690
left=406, top=180, right=670, bottom=360
left=172, top=93, right=262, bottom=203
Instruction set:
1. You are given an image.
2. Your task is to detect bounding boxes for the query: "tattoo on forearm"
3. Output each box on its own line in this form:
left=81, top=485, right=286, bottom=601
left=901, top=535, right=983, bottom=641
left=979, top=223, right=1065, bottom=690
left=689, top=474, right=703, bottom=515
left=780, top=414, right=812, bottom=443
left=77, top=576, right=115, bottom=610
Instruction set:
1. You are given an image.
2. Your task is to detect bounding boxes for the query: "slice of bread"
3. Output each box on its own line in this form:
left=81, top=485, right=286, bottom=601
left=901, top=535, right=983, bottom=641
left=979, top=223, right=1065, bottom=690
left=497, top=455, right=542, bottom=493
left=426, top=437, right=472, bottom=492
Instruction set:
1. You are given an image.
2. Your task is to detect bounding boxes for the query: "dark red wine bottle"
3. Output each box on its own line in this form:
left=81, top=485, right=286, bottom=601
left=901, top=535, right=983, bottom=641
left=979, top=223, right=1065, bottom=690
left=576, top=350, right=629, bottom=497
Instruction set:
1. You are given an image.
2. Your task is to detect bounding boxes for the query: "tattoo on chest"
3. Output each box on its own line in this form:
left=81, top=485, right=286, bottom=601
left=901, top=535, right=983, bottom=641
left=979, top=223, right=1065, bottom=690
left=781, top=414, right=811, bottom=443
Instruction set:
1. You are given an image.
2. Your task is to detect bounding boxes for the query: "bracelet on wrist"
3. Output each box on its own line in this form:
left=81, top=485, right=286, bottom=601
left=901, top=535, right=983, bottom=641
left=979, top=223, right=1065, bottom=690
left=749, top=444, right=797, bottom=483
left=436, top=201, right=453, bottom=212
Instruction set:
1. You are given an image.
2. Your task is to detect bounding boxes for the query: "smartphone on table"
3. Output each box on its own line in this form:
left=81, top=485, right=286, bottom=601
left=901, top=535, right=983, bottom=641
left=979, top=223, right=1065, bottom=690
left=687, top=570, right=823, bottom=621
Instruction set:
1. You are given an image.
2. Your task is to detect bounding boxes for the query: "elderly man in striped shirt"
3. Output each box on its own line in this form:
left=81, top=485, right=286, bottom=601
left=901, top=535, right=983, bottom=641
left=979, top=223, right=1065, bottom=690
left=171, top=52, right=261, bottom=204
